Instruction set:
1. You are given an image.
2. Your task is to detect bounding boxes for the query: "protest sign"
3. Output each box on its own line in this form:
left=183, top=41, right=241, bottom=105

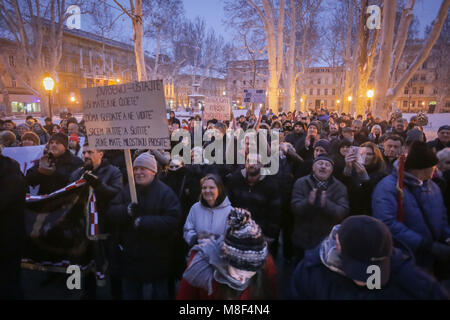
left=204, top=96, right=231, bottom=121
left=80, top=80, right=170, bottom=150
left=243, top=89, right=266, bottom=103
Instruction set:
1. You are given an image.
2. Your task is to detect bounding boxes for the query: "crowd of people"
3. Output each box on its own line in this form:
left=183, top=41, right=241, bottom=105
left=0, top=107, right=449, bottom=300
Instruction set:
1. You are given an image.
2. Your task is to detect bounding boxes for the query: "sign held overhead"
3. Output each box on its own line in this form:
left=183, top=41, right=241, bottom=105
left=204, top=96, right=231, bottom=121
left=243, top=89, right=266, bottom=104
left=81, top=80, right=170, bottom=150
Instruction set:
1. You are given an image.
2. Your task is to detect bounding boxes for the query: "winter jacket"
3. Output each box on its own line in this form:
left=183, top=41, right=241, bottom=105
left=294, top=136, right=317, bottom=161
left=26, top=150, right=84, bottom=195
left=176, top=251, right=278, bottom=300
left=427, top=138, right=449, bottom=153
left=226, top=169, right=281, bottom=240
left=70, top=159, right=123, bottom=233
left=284, top=132, right=304, bottom=148
left=433, top=169, right=450, bottom=221
left=107, top=177, right=182, bottom=282
left=372, top=164, right=450, bottom=270
left=291, top=175, right=349, bottom=250
left=183, top=197, right=233, bottom=247
left=290, top=242, right=449, bottom=300
left=0, top=155, right=27, bottom=299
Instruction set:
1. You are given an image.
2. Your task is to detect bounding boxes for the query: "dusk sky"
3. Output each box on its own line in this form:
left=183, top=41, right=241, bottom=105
left=182, top=0, right=444, bottom=43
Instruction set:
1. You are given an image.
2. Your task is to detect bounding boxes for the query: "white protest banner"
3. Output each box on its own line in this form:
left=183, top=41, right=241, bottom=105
left=2, top=145, right=45, bottom=174
left=204, top=96, right=231, bottom=121
left=243, top=89, right=266, bottom=104
left=80, top=80, right=170, bottom=150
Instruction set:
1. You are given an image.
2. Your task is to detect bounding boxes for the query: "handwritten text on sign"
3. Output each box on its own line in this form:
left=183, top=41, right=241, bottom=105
left=204, top=96, right=231, bottom=121
left=81, top=80, right=170, bottom=150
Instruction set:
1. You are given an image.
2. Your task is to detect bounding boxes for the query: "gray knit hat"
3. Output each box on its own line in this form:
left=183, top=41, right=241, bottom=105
left=221, top=208, right=268, bottom=272
left=133, top=152, right=158, bottom=173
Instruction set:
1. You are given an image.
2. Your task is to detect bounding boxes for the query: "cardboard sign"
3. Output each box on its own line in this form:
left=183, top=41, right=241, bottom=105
left=243, top=89, right=266, bottom=103
left=204, top=96, right=231, bottom=121
left=81, top=80, right=170, bottom=150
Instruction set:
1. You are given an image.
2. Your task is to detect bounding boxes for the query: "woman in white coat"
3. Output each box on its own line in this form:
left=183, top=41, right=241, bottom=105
left=184, top=174, right=233, bottom=247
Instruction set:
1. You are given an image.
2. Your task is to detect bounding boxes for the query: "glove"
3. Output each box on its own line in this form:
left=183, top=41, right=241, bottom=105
left=38, top=155, right=56, bottom=176
left=430, top=242, right=450, bottom=260
left=83, top=171, right=100, bottom=187
left=127, top=203, right=139, bottom=217
left=134, top=217, right=142, bottom=228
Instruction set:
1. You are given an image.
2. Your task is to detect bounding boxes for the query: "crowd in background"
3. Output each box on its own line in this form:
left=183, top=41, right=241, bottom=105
left=0, top=107, right=449, bottom=300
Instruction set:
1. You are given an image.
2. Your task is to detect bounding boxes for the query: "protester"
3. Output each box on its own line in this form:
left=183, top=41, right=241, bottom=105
left=295, top=121, right=321, bottom=161
left=428, top=125, right=450, bottom=153
left=343, top=142, right=387, bottom=215
left=352, top=119, right=368, bottom=145
left=68, top=134, right=81, bottom=156
left=284, top=121, right=305, bottom=147
left=226, top=154, right=281, bottom=256
left=291, top=155, right=349, bottom=264
left=25, top=133, right=83, bottom=195
left=0, top=130, right=18, bottom=147
left=108, top=152, right=182, bottom=300
left=433, top=148, right=450, bottom=220
left=388, top=117, right=408, bottom=141
left=15, top=123, right=31, bottom=141
left=183, top=174, right=233, bottom=247
left=290, top=215, right=449, bottom=299
left=70, top=143, right=123, bottom=299
left=177, top=208, right=278, bottom=300
left=0, top=153, right=27, bottom=299
left=368, top=124, right=382, bottom=145
left=381, top=134, right=404, bottom=174
left=372, top=141, right=450, bottom=276
left=20, top=131, right=40, bottom=146
left=31, top=122, right=50, bottom=145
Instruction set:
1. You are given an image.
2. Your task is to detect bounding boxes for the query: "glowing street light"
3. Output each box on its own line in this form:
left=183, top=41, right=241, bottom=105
left=116, top=78, right=121, bottom=83
left=348, top=96, right=352, bottom=102
left=367, top=89, right=374, bottom=98
left=70, top=96, right=76, bottom=102
left=43, top=76, right=55, bottom=119
left=337, top=99, right=340, bottom=104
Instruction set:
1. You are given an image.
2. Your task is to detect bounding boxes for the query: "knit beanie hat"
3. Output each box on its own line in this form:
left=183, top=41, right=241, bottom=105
left=405, top=140, right=438, bottom=170
left=313, top=155, right=335, bottom=167
left=133, top=152, right=158, bottom=173
left=308, top=121, right=322, bottom=134
left=49, top=132, right=68, bottom=149
left=313, top=139, right=331, bottom=154
left=69, top=134, right=80, bottom=143
left=405, top=128, right=424, bottom=145
left=21, top=131, right=40, bottom=146
left=222, top=208, right=268, bottom=272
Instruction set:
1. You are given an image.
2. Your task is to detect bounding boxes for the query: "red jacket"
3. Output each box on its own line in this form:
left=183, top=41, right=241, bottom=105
left=176, top=251, right=278, bottom=300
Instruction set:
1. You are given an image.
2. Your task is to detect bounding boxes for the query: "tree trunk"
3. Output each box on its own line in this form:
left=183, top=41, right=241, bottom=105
left=132, top=0, right=147, bottom=81
left=0, top=73, right=10, bottom=115
left=373, top=0, right=396, bottom=119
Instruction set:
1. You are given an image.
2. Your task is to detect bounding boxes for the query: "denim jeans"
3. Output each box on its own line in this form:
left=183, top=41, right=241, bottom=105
left=122, top=278, right=169, bottom=300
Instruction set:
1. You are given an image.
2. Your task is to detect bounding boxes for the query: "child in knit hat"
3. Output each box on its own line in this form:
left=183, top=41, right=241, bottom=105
left=177, top=208, right=278, bottom=300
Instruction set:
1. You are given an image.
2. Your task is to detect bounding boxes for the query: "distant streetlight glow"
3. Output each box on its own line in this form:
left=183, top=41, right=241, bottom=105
left=337, top=99, right=340, bottom=104
left=70, top=96, right=76, bottom=102
left=116, top=78, right=121, bottom=83
left=348, top=96, right=352, bottom=101
left=367, top=89, right=374, bottom=98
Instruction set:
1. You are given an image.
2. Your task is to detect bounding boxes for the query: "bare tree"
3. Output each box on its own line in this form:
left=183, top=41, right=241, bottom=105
left=0, top=0, right=86, bottom=115
left=143, top=0, right=183, bottom=80
left=373, top=0, right=450, bottom=118
left=225, top=0, right=286, bottom=112
left=113, top=0, right=147, bottom=81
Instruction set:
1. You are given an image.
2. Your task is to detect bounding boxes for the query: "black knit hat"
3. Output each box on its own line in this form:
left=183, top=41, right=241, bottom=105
left=313, top=155, right=335, bottom=167
left=338, top=216, right=393, bottom=287
left=49, top=132, right=68, bottom=149
left=405, top=140, right=438, bottom=170
left=313, top=139, right=331, bottom=154
left=222, top=208, right=268, bottom=272
left=308, top=121, right=321, bottom=134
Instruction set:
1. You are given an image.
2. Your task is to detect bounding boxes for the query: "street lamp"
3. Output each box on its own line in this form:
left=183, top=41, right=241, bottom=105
left=366, top=89, right=374, bottom=112
left=43, top=76, right=55, bottom=119
left=348, top=96, right=352, bottom=101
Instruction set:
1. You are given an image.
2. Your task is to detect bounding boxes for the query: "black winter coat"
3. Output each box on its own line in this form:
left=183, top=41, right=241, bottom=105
left=291, top=175, right=349, bottom=250
left=70, top=160, right=123, bottom=232
left=0, top=155, right=27, bottom=299
left=290, top=244, right=449, bottom=300
left=226, top=170, right=281, bottom=239
left=108, top=178, right=182, bottom=282
left=26, top=150, right=83, bottom=195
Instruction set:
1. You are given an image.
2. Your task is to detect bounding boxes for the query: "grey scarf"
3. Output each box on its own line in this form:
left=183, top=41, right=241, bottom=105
left=319, top=225, right=347, bottom=277
left=182, top=237, right=251, bottom=295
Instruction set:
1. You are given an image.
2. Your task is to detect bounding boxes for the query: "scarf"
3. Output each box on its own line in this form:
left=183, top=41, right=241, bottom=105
left=311, top=173, right=332, bottom=190
left=182, top=237, right=251, bottom=295
left=319, top=225, right=347, bottom=277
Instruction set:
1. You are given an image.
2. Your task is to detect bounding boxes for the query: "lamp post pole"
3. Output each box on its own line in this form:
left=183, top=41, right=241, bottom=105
left=48, top=91, right=52, bottom=119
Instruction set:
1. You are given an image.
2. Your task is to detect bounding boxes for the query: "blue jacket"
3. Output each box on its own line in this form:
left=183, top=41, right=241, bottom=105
left=372, top=165, right=450, bottom=269
left=289, top=244, right=449, bottom=300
